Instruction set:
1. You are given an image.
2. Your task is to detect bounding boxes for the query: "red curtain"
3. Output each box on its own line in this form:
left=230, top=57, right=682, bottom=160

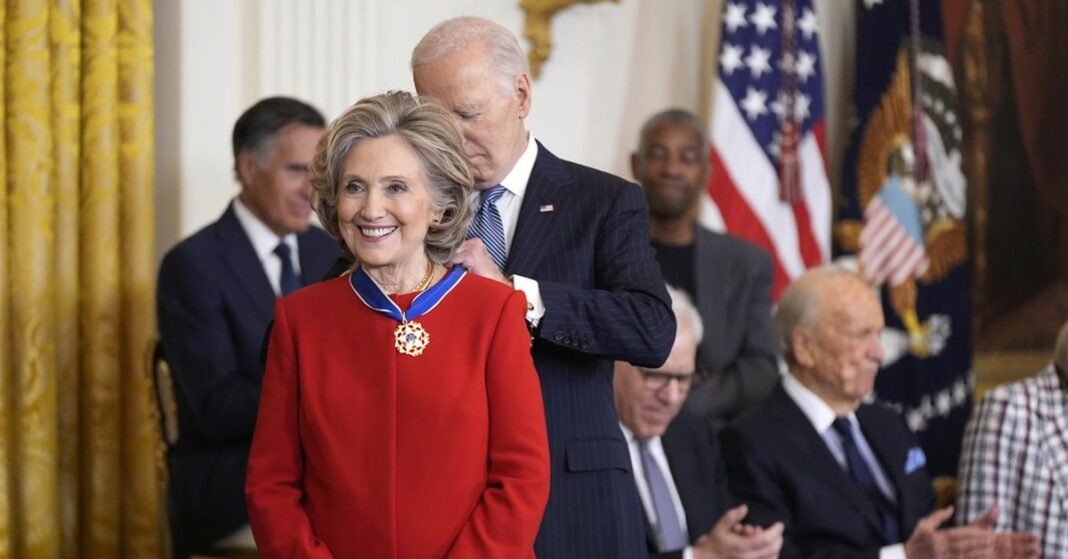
left=943, top=0, right=1068, bottom=275
left=1000, top=0, right=1068, bottom=271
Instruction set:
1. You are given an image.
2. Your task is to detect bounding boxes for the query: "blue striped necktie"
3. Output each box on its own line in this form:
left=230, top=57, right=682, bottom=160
left=273, top=242, right=301, bottom=296
left=467, top=185, right=508, bottom=270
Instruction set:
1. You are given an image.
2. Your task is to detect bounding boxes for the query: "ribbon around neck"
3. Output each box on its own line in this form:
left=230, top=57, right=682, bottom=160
left=349, top=265, right=465, bottom=323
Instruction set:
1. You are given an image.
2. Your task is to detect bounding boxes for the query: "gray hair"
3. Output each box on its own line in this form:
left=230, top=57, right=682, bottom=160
left=1055, top=319, right=1068, bottom=371
left=666, top=285, right=704, bottom=346
left=310, top=90, right=475, bottom=265
left=636, top=108, right=709, bottom=159
left=411, top=16, right=529, bottom=94
left=776, top=265, right=866, bottom=365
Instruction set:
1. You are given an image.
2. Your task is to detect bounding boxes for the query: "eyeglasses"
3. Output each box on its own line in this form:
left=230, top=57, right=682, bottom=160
left=637, top=368, right=695, bottom=392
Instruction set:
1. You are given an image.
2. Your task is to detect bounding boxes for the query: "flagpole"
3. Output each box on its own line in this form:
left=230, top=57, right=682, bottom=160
left=778, top=0, right=802, bottom=203
left=909, top=0, right=929, bottom=185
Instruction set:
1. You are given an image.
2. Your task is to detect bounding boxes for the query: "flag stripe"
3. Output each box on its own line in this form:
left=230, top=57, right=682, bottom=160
left=860, top=200, right=929, bottom=285
left=800, top=121, right=832, bottom=260
left=710, top=83, right=808, bottom=280
left=707, top=0, right=830, bottom=300
left=867, top=227, right=909, bottom=281
left=708, top=147, right=793, bottom=298
left=792, top=201, right=823, bottom=269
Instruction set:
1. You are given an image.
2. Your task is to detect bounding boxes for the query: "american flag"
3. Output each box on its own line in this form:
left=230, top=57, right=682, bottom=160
left=704, top=0, right=830, bottom=299
left=860, top=176, right=930, bottom=286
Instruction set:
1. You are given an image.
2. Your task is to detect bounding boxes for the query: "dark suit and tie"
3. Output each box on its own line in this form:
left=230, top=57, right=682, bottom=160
left=157, top=202, right=337, bottom=556
left=507, top=142, right=675, bottom=558
left=720, top=381, right=933, bottom=559
left=412, top=21, right=675, bottom=556
left=720, top=267, right=1043, bottom=559
left=711, top=266, right=1031, bottom=559
left=629, top=409, right=732, bottom=559
left=156, top=97, right=332, bottom=558
left=613, top=287, right=782, bottom=559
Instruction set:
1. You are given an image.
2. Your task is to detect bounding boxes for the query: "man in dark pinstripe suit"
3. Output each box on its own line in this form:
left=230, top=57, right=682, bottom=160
left=412, top=16, right=676, bottom=558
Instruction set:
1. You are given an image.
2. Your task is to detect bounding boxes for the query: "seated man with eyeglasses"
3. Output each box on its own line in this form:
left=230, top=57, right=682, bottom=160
left=614, top=286, right=783, bottom=559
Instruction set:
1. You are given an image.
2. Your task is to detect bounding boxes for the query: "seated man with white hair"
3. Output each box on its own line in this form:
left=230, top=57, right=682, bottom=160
left=720, top=265, right=1039, bottom=558
left=615, top=286, right=783, bottom=559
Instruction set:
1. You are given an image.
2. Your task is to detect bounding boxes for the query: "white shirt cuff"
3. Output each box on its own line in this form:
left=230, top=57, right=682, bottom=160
left=880, top=543, right=906, bottom=559
left=683, top=546, right=694, bottom=559
left=511, top=275, right=545, bottom=327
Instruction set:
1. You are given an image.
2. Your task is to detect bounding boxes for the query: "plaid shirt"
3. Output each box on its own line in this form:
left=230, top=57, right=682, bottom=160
left=957, top=363, right=1068, bottom=557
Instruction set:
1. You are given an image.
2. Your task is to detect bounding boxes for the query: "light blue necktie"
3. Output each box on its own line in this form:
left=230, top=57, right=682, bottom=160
left=639, top=439, right=688, bottom=552
left=467, top=185, right=508, bottom=270
left=273, top=242, right=301, bottom=296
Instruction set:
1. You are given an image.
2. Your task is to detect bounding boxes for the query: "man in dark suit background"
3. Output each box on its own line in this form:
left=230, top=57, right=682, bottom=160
left=719, top=266, right=1038, bottom=559
left=411, top=17, right=676, bottom=558
left=615, top=285, right=782, bottom=559
left=156, top=97, right=339, bottom=558
left=631, top=109, right=778, bottom=431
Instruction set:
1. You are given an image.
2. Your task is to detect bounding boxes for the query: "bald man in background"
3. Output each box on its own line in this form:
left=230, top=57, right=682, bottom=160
left=720, top=266, right=1039, bottom=559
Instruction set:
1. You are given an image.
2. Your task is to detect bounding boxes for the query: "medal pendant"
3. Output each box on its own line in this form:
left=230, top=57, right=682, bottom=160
left=394, top=320, right=430, bottom=356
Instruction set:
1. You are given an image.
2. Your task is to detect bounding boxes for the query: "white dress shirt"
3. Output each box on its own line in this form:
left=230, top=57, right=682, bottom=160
left=232, top=197, right=300, bottom=297
left=781, top=373, right=906, bottom=559
left=620, top=424, right=694, bottom=559
left=486, top=134, right=545, bottom=325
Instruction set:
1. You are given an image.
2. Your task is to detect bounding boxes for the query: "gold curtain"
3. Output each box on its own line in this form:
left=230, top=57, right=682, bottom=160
left=0, top=0, right=158, bottom=557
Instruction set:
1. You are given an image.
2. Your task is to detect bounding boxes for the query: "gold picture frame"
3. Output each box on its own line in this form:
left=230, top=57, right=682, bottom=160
left=520, top=0, right=619, bottom=78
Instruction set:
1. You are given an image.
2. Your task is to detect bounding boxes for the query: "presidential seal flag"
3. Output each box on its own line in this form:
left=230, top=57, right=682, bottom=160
left=704, top=0, right=832, bottom=300
left=836, top=0, right=971, bottom=477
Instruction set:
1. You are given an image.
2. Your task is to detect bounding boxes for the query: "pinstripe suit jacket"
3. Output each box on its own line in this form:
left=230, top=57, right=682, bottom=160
left=957, top=364, right=1068, bottom=558
left=513, top=143, right=675, bottom=558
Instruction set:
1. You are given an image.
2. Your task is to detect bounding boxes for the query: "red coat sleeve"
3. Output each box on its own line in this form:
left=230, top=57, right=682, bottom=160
left=245, top=299, right=335, bottom=559
left=445, top=290, right=551, bottom=558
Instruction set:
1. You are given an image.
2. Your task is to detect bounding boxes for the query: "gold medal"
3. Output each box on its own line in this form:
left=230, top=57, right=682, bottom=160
left=394, top=320, right=430, bottom=356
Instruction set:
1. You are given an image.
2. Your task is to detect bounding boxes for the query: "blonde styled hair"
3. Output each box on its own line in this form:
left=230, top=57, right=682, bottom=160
left=310, top=90, right=475, bottom=265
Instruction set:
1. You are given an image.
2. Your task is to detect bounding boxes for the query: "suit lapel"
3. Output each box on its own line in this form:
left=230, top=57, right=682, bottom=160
left=770, top=387, right=888, bottom=540
left=217, top=205, right=276, bottom=323
left=641, top=512, right=659, bottom=552
left=506, top=141, right=569, bottom=277
left=856, top=404, right=911, bottom=531
left=694, top=228, right=723, bottom=359
left=662, top=425, right=714, bottom=543
left=296, top=230, right=330, bottom=285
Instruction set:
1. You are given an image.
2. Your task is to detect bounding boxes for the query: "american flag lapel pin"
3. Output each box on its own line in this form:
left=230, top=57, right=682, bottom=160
left=539, top=204, right=554, bottom=213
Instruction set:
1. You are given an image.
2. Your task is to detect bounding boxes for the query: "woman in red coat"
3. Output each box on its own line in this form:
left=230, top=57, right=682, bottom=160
left=245, top=91, right=550, bottom=558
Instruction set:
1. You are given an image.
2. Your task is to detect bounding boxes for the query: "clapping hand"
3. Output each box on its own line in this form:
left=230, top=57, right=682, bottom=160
left=903, top=506, right=1040, bottom=559
left=692, top=505, right=784, bottom=559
